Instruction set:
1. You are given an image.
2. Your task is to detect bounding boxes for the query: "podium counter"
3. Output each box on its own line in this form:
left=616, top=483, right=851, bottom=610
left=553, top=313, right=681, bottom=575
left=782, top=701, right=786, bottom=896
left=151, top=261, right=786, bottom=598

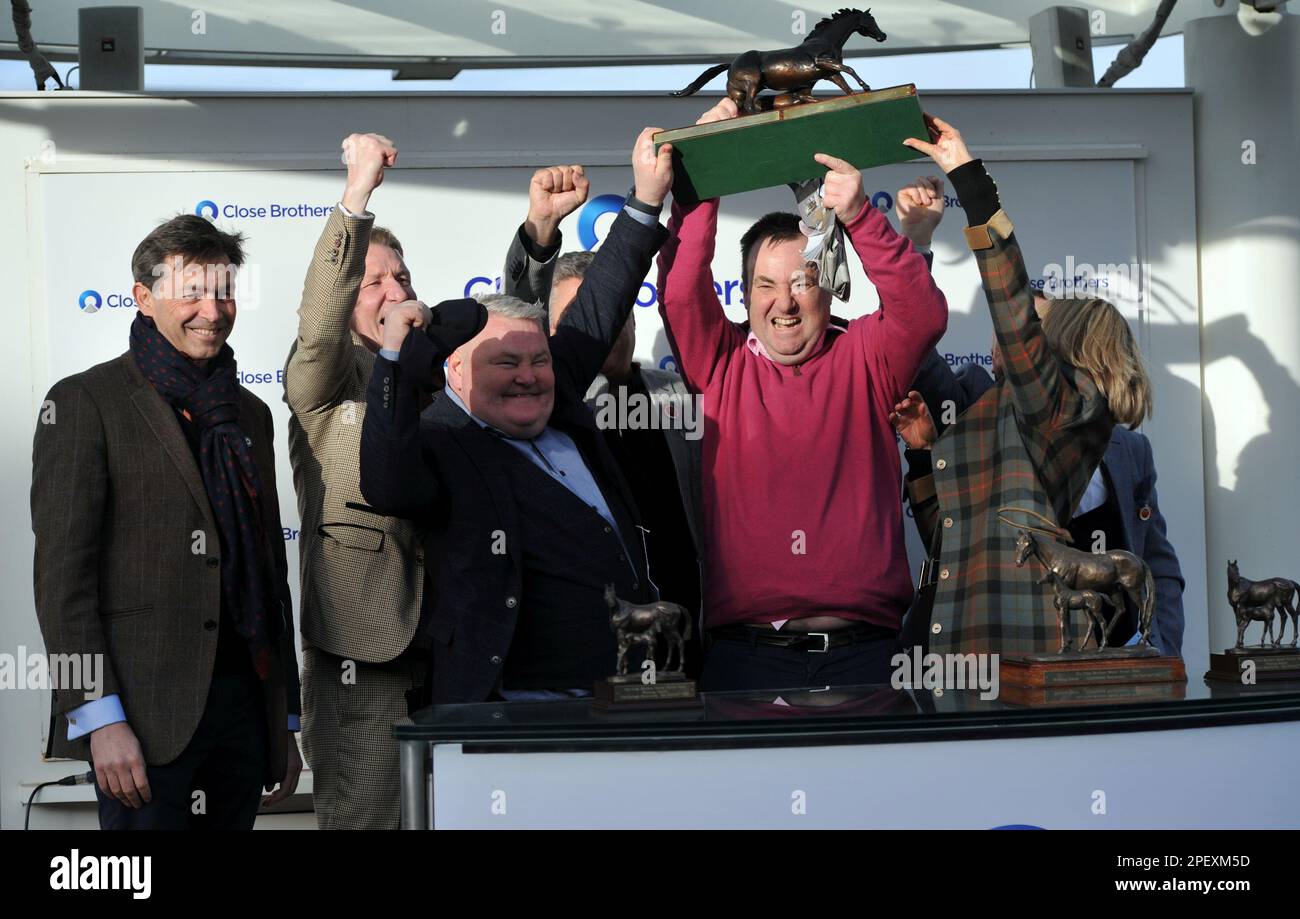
left=396, top=681, right=1300, bottom=829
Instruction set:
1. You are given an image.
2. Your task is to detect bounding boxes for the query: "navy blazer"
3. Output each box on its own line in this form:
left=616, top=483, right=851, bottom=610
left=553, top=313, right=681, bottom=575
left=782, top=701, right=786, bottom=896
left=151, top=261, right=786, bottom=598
left=359, top=210, right=669, bottom=703
left=913, top=360, right=1186, bottom=657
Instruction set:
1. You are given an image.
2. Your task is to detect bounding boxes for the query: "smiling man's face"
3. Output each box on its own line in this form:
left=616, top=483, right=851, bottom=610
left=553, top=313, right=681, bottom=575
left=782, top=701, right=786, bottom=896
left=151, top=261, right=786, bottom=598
left=746, top=236, right=831, bottom=365
left=449, top=313, right=555, bottom=439
left=133, top=255, right=237, bottom=365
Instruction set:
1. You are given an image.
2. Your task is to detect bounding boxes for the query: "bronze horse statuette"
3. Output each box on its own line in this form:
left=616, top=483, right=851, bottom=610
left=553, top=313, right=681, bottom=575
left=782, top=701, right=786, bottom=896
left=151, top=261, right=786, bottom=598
left=1014, top=530, right=1155, bottom=649
left=1044, top=568, right=1113, bottom=653
left=604, top=585, right=692, bottom=677
left=671, top=8, right=887, bottom=115
left=1227, top=560, right=1299, bottom=649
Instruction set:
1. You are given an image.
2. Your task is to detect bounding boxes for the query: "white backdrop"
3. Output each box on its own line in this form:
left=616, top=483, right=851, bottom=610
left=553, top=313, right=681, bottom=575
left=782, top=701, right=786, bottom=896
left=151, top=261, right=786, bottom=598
left=0, top=90, right=1206, bottom=828
left=36, top=158, right=1144, bottom=590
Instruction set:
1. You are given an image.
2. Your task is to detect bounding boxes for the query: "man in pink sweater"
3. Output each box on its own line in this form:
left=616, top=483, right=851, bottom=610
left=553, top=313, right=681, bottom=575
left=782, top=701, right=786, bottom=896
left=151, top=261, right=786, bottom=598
left=656, top=99, right=948, bottom=691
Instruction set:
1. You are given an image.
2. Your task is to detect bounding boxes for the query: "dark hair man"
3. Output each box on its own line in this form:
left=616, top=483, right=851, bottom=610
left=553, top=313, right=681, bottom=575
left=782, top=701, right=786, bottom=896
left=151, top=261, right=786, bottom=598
left=32, top=215, right=301, bottom=829
left=655, top=98, right=949, bottom=691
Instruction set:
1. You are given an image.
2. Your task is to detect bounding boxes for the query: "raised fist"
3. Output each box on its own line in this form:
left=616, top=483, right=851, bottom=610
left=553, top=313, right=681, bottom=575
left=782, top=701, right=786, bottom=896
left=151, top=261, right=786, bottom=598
left=341, top=132, right=397, bottom=213
left=896, top=176, right=946, bottom=247
left=525, top=165, right=590, bottom=246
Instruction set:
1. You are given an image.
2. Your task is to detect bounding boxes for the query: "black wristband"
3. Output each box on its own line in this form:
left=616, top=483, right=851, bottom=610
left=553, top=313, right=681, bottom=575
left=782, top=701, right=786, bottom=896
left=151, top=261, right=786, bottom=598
left=948, top=159, right=1000, bottom=228
left=624, top=186, right=664, bottom=217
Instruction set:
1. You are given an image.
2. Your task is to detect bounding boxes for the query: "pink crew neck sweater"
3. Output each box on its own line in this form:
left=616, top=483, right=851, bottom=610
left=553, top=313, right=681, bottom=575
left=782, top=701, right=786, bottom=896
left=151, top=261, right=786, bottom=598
left=656, top=197, right=948, bottom=630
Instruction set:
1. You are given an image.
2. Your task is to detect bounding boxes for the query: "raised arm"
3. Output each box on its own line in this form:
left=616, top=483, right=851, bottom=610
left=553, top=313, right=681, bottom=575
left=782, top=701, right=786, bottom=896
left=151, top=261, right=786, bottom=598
left=904, top=115, right=1111, bottom=510
left=284, top=132, right=393, bottom=413
left=502, top=165, right=585, bottom=308
left=814, top=153, right=948, bottom=415
left=656, top=100, right=747, bottom=394
left=549, top=130, right=671, bottom=397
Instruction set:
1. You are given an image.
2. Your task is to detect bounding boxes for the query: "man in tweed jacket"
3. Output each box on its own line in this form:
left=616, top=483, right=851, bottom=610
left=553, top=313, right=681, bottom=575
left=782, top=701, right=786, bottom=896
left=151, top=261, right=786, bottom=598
left=283, top=132, right=432, bottom=829
left=898, top=115, right=1120, bottom=655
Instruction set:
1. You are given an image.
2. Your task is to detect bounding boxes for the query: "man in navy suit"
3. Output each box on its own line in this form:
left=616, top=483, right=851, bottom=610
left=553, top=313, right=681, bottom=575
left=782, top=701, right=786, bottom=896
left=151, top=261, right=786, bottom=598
left=359, top=129, right=675, bottom=703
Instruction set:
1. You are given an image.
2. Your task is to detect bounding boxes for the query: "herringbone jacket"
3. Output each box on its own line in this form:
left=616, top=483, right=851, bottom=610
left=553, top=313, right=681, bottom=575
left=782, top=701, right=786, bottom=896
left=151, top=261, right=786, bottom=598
left=32, top=354, right=300, bottom=780
left=283, top=207, right=427, bottom=662
left=918, top=212, right=1115, bottom=655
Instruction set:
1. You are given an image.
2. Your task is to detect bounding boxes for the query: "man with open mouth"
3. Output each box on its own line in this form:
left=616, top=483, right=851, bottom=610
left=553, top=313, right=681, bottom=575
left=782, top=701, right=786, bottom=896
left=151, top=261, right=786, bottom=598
left=656, top=98, right=949, bottom=692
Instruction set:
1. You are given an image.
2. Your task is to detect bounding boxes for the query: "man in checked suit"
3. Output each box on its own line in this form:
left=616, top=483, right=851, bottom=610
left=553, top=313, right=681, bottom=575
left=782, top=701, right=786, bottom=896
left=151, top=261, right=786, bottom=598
left=32, top=215, right=301, bottom=829
left=284, top=132, right=436, bottom=829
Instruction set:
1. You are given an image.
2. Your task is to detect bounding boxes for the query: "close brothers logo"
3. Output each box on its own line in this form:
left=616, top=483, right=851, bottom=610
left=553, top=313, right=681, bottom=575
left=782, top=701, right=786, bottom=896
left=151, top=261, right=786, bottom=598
left=194, top=197, right=333, bottom=220
left=78, top=289, right=136, bottom=313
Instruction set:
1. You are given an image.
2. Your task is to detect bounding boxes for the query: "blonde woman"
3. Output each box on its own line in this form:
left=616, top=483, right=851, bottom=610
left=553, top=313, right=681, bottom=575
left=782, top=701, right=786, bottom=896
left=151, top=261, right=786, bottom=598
left=894, top=115, right=1157, bottom=656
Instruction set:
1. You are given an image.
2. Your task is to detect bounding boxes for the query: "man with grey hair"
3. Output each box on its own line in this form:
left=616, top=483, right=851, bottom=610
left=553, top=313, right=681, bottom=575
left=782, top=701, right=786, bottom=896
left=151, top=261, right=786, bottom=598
left=360, top=128, right=676, bottom=703
left=503, top=231, right=702, bottom=676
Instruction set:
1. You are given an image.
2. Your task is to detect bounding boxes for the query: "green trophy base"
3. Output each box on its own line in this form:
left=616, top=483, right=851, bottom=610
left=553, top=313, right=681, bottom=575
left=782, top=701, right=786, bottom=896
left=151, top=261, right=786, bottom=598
left=1001, top=646, right=1187, bottom=689
left=654, top=84, right=928, bottom=205
left=593, top=671, right=700, bottom=711
left=1205, top=645, right=1300, bottom=683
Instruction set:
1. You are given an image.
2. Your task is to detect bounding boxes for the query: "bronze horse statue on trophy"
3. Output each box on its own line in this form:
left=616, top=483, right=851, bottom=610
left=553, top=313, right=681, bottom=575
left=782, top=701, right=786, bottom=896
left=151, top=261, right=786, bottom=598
left=604, top=585, right=692, bottom=676
left=1227, top=559, right=1299, bottom=649
left=1044, top=568, right=1114, bottom=653
left=1014, top=530, right=1155, bottom=648
left=671, top=8, right=887, bottom=115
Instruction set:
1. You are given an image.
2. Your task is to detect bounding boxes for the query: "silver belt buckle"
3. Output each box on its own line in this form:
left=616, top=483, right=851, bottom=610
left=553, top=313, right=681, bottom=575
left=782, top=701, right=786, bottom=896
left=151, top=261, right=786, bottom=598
left=807, top=632, right=830, bottom=653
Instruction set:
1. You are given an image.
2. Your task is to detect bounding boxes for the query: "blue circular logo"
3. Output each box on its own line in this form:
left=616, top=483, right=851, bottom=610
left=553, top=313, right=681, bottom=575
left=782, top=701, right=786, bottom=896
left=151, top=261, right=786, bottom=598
left=78, top=289, right=102, bottom=314
left=577, top=194, right=625, bottom=251
left=195, top=199, right=218, bottom=220
left=657, top=354, right=678, bottom=373
left=871, top=190, right=894, bottom=212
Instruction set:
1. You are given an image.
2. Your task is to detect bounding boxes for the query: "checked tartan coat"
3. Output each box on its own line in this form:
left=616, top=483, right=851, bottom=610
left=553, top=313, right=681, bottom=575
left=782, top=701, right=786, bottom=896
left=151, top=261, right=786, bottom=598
left=916, top=212, right=1115, bottom=655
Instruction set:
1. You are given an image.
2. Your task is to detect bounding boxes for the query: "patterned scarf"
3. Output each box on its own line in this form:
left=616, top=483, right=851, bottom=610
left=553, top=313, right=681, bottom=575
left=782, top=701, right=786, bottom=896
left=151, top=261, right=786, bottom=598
left=130, top=314, right=276, bottom=679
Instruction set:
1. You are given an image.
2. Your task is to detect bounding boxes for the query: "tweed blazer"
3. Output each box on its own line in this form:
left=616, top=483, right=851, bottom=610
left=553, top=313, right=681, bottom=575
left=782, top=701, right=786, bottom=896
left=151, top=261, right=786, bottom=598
left=916, top=213, right=1115, bottom=655
left=283, top=207, right=427, bottom=662
left=912, top=363, right=1185, bottom=657
left=31, top=353, right=300, bottom=780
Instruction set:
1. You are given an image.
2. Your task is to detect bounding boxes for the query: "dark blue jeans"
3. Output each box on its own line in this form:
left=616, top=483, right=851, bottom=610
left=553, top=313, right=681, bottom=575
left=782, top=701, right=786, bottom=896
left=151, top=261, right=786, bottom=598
left=94, top=672, right=268, bottom=830
left=699, top=633, right=901, bottom=693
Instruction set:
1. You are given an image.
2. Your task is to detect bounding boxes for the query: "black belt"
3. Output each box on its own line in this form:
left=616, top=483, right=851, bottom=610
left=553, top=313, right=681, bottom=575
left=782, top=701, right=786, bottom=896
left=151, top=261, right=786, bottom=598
left=708, top=623, right=895, bottom=653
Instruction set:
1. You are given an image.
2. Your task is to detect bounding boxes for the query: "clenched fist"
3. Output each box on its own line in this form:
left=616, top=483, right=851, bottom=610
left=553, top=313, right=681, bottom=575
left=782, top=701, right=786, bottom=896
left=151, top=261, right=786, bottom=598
left=525, top=165, right=589, bottom=247
left=379, top=300, right=432, bottom=353
left=341, top=132, right=397, bottom=214
left=896, top=176, right=946, bottom=247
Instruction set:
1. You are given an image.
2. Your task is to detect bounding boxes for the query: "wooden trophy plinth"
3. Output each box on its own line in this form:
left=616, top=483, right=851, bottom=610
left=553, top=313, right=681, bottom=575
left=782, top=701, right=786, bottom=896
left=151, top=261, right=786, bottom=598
left=1205, top=645, right=1300, bottom=683
left=593, top=671, right=701, bottom=711
left=1001, top=646, right=1187, bottom=692
left=654, top=83, right=927, bottom=205
left=1000, top=678, right=1187, bottom=707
